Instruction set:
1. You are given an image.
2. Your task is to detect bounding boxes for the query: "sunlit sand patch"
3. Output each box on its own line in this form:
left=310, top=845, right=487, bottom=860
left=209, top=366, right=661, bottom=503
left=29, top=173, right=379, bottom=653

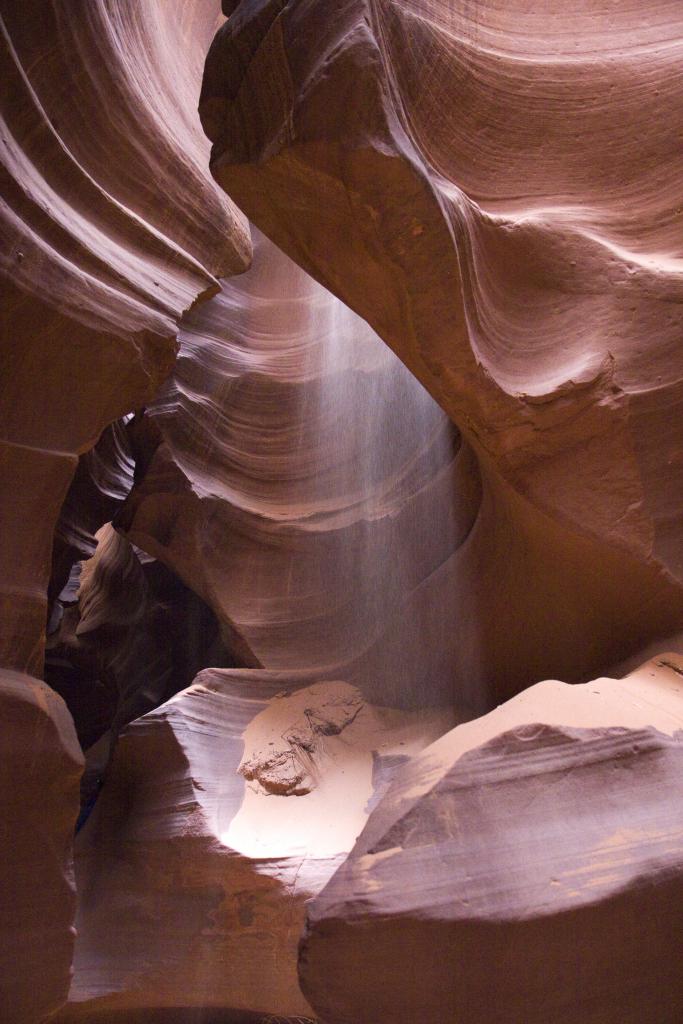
left=224, top=681, right=453, bottom=859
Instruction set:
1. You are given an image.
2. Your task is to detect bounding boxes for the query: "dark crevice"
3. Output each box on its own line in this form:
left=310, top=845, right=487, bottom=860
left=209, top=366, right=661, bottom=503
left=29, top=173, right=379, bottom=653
left=45, top=411, right=255, bottom=826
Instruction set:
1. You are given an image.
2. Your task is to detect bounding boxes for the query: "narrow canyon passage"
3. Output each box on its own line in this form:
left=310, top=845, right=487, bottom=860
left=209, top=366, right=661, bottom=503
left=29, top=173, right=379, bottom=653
left=120, top=227, right=474, bottom=710
left=56, top=226, right=466, bottom=1021
left=2, top=2, right=683, bottom=1023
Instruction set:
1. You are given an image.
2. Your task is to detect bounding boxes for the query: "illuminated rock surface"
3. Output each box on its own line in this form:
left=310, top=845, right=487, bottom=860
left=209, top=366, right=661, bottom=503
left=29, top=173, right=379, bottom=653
left=201, top=0, right=683, bottom=695
left=119, top=227, right=475, bottom=711
left=58, top=674, right=452, bottom=1020
left=300, top=655, right=683, bottom=1024
left=1, top=2, right=682, bottom=1022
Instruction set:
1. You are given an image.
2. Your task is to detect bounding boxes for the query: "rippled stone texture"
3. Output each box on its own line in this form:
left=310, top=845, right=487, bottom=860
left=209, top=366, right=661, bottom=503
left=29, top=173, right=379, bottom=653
left=0, top=3, right=249, bottom=1018
left=119, top=229, right=478, bottom=711
left=299, top=655, right=683, bottom=1023
left=201, top=0, right=683, bottom=696
left=2, top=3, right=682, bottom=1022
left=0, top=0, right=250, bottom=677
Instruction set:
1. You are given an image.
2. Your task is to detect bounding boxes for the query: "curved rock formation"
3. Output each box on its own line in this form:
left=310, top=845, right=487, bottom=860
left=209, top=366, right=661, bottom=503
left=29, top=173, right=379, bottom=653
left=1, top=4, right=681, bottom=1022
left=0, top=670, right=83, bottom=1024
left=47, top=523, right=240, bottom=758
left=0, top=0, right=250, bottom=677
left=0, top=3, right=248, bottom=1018
left=119, top=228, right=478, bottom=711
left=201, top=0, right=683, bottom=696
left=47, top=419, right=135, bottom=632
left=300, top=654, right=683, bottom=1024
left=59, top=671, right=453, bottom=1020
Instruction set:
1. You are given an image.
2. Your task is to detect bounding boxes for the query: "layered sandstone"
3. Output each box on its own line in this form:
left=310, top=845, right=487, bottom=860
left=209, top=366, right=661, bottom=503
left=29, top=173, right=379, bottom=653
left=201, top=0, right=683, bottom=697
left=300, top=655, right=683, bottom=1023
left=47, top=419, right=135, bottom=632
left=118, top=228, right=478, bottom=711
left=0, top=3, right=681, bottom=1023
left=1, top=3, right=248, bottom=1018
left=0, top=0, right=250, bottom=677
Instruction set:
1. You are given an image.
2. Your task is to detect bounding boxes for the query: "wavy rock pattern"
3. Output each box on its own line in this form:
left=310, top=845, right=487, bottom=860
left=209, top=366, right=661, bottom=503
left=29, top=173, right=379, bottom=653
left=201, top=0, right=683, bottom=694
left=0, top=3, right=248, bottom=1018
left=46, top=523, right=241, bottom=758
left=120, top=228, right=479, bottom=710
left=1, top=4, right=681, bottom=1023
left=300, top=655, right=683, bottom=1023
left=59, top=671, right=452, bottom=1020
left=0, top=0, right=250, bottom=677
left=48, top=419, right=135, bottom=628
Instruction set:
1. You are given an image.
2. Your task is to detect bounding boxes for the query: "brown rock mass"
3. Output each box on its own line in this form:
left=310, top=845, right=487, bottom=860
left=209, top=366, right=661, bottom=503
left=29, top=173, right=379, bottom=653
left=1, top=0, right=250, bottom=677
left=1, top=2, right=682, bottom=1023
left=58, top=673, right=452, bottom=1020
left=299, top=655, right=683, bottom=1023
left=1, top=2, right=247, bottom=1016
left=0, top=671, right=83, bottom=1023
left=200, top=0, right=683, bottom=695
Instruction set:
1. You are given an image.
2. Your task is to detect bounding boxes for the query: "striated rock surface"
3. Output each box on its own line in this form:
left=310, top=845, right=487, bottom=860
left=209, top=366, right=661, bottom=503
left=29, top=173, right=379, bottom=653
left=0, top=0, right=250, bottom=676
left=1, top=4, right=681, bottom=1022
left=58, top=672, right=452, bottom=1020
left=0, top=670, right=83, bottom=1023
left=201, top=0, right=683, bottom=694
left=119, top=228, right=479, bottom=711
left=46, top=522, right=242, bottom=760
left=1, top=4, right=249, bottom=1017
left=300, top=655, right=683, bottom=1023
left=48, top=420, right=135, bottom=617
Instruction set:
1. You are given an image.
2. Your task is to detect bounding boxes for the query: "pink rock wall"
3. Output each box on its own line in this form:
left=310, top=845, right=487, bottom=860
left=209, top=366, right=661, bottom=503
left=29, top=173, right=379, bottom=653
left=1, top=3, right=683, bottom=1022
left=200, top=0, right=683, bottom=695
left=1, top=3, right=246, bottom=1018
left=0, top=671, right=82, bottom=1023
left=120, top=227, right=480, bottom=710
left=1, top=0, right=249, bottom=676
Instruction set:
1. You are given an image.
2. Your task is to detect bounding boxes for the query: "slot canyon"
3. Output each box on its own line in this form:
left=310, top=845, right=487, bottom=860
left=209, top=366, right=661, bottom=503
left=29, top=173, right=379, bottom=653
left=1, top=1, right=682, bottom=1022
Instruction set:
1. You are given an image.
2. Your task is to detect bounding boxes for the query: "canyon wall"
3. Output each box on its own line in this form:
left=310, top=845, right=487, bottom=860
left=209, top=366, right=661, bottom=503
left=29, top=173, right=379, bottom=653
left=200, top=0, right=683, bottom=698
left=1, top=1, right=683, bottom=1022
left=0, top=2, right=246, bottom=1018
left=118, top=227, right=480, bottom=712
left=55, top=215, right=474, bottom=1019
left=1, top=0, right=249, bottom=677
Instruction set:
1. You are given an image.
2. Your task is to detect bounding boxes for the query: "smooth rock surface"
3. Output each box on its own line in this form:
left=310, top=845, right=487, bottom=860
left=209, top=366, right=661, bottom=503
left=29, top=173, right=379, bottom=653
left=119, top=228, right=477, bottom=711
left=0, top=670, right=83, bottom=1023
left=58, top=671, right=453, bottom=1020
left=1, top=4, right=248, bottom=1017
left=300, top=655, right=683, bottom=1024
left=1, top=5, right=681, bottom=1024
